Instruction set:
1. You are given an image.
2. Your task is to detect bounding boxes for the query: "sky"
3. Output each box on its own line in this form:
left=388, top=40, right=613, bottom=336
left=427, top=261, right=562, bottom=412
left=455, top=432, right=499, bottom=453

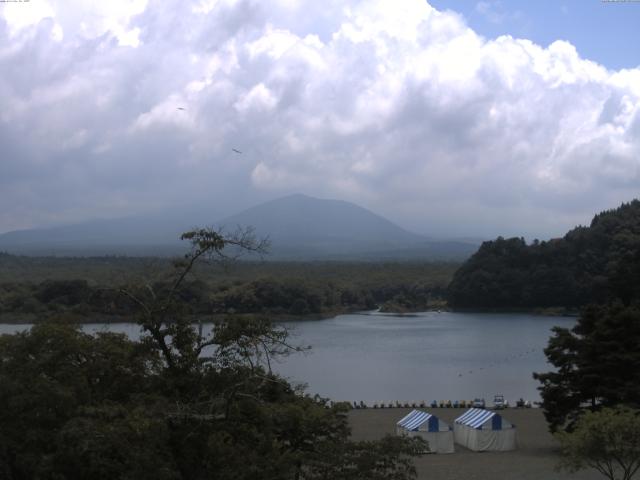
left=430, top=0, right=640, bottom=71
left=0, top=0, right=639, bottom=239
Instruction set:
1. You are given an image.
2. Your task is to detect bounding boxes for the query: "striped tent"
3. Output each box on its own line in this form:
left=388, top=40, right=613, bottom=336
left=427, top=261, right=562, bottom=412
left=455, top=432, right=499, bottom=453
left=396, top=410, right=454, bottom=454
left=454, top=408, right=517, bottom=452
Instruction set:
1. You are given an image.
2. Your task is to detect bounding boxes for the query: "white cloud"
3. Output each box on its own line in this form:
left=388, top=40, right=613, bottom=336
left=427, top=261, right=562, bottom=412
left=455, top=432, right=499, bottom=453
left=234, top=83, right=278, bottom=113
left=0, top=0, right=639, bottom=237
left=1, top=0, right=55, bottom=34
left=0, top=0, right=148, bottom=46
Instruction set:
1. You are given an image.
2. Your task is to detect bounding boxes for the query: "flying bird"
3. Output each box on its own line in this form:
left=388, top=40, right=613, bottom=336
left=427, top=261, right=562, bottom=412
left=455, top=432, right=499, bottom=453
left=232, top=148, right=242, bottom=154
left=177, top=107, right=186, bottom=111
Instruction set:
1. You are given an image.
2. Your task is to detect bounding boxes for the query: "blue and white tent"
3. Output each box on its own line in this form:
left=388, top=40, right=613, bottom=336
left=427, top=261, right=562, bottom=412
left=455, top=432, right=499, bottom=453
left=396, top=410, right=454, bottom=454
left=454, top=408, right=517, bottom=451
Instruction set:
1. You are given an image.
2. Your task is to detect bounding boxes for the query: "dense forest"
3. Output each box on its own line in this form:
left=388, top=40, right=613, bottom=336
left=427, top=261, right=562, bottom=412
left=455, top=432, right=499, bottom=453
left=448, top=200, right=640, bottom=310
left=0, top=255, right=456, bottom=323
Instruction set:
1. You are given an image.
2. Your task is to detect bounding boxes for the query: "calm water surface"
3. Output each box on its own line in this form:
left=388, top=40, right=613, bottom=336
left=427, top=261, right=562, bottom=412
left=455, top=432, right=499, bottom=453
left=277, top=311, right=573, bottom=404
left=0, top=311, right=573, bottom=404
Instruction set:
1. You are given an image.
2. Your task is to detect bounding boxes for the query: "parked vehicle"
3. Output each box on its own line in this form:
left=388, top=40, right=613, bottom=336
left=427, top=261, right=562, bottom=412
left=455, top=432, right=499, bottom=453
left=493, top=394, right=505, bottom=409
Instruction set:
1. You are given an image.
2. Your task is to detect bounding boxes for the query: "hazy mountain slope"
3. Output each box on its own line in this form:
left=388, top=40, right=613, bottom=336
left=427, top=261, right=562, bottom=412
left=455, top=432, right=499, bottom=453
left=218, top=194, right=425, bottom=251
left=0, top=194, right=477, bottom=259
left=0, top=208, right=224, bottom=256
left=216, top=194, right=477, bottom=260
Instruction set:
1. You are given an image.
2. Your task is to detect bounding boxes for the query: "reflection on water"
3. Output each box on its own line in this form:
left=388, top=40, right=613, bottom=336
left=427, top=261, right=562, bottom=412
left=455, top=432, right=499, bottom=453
left=0, top=311, right=573, bottom=404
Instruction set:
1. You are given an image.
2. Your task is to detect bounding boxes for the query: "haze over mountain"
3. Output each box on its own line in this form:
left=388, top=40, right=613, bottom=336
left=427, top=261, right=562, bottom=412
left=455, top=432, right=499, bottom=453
left=218, top=194, right=479, bottom=260
left=0, top=194, right=477, bottom=260
left=221, top=194, right=422, bottom=243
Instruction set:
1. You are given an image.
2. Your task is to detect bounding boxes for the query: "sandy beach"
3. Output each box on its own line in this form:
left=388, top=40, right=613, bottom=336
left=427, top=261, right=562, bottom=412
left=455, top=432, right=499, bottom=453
left=348, top=408, right=603, bottom=480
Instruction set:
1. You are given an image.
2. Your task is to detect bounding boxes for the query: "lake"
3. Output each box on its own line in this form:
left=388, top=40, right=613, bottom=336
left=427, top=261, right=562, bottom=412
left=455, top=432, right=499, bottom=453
left=278, top=311, right=574, bottom=405
left=0, top=311, right=573, bottom=405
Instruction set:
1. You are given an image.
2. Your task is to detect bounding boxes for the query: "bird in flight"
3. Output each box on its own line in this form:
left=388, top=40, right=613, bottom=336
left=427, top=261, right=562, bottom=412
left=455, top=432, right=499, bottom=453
left=232, top=148, right=242, bottom=154
left=177, top=107, right=186, bottom=111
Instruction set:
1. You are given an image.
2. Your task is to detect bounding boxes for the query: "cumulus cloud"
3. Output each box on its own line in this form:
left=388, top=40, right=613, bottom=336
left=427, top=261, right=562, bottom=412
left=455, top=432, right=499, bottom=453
left=0, top=0, right=638, bottom=237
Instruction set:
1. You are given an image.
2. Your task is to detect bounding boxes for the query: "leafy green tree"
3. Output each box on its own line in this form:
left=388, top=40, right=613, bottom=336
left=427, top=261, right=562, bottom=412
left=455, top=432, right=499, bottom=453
left=534, top=304, right=640, bottom=432
left=609, top=249, right=640, bottom=306
left=0, top=323, right=162, bottom=479
left=556, top=406, right=640, bottom=480
left=305, top=435, right=425, bottom=480
left=52, top=405, right=178, bottom=480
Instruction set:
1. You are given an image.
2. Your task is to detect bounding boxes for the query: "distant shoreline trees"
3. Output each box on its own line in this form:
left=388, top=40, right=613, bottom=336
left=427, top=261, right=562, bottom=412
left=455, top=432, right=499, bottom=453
left=0, top=261, right=453, bottom=322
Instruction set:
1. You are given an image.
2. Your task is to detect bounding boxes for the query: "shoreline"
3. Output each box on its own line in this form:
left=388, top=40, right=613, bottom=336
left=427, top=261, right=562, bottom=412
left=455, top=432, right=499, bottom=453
left=0, top=307, right=579, bottom=325
left=448, top=307, right=580, bottom=316
left=0, top=310, right=349, bottom=325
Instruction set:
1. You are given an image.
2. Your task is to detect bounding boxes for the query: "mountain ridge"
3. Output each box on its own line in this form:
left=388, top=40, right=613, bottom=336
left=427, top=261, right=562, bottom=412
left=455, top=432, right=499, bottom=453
left=0, top=194, right=477, bottom=260
left=218, top=193, right=425, bottom=245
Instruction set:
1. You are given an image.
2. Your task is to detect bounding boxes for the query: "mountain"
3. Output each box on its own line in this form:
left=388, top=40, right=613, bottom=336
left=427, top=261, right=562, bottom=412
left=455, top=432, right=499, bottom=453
left=0, top=207, right=225, bottom=256
left=217, top=194, right=476, bottom=260
left=0, top=194, right=478, bottom=260
left=448, top=200, right=640, bottom=309
left=218, top=194, right=418, bottom=254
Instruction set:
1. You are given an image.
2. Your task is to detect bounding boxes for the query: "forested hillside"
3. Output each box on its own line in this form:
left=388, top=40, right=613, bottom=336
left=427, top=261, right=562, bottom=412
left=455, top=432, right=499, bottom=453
left=448, top=200, right=640, bottom=309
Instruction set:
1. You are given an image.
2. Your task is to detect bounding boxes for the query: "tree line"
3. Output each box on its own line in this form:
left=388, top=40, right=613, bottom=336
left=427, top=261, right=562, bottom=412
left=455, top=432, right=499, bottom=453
left=0, top=263, right=454, bottom=322
left=448, top=200, right=640, bottom=310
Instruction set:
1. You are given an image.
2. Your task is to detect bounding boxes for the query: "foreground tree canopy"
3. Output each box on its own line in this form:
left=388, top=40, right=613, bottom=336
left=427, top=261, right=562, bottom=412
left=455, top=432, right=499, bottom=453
left=448, top=200, right=640, bottom=309
left=534, top=304, right=640, bottom=432
left=0, top=228, right=424, bottom=479
left=556, top=406, right=640, bottom=480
